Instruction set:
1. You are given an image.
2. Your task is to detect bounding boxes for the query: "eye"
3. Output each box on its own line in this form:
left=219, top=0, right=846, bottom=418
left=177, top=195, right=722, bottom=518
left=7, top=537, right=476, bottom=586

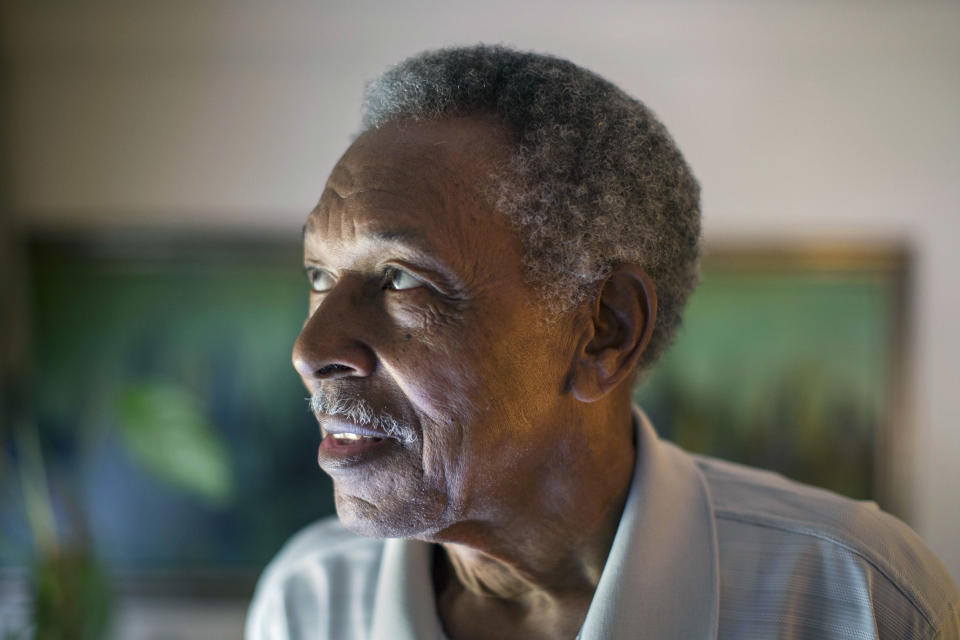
left=384, top=267, right=423, bottom=291
left=305, top=267, right=336, bottom=292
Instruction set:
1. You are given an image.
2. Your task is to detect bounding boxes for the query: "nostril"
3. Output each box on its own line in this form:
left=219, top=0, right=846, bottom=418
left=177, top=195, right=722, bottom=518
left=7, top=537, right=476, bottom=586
left=317, top=363, right=353, bottom=378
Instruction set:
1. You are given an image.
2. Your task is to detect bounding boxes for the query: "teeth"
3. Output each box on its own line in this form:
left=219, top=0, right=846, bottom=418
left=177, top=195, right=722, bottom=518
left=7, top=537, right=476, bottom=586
left=328, top=431, right=386, bottom=445
left=332, top=432, right=380, bottom=442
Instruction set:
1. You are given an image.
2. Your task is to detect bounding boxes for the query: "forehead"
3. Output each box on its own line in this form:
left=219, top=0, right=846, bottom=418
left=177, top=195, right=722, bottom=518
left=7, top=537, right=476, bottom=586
left=305, top=117, right=514, bottom=259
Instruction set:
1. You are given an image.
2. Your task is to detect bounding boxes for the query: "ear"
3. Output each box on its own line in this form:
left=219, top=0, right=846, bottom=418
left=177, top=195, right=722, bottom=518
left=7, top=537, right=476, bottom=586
left=569, top=265, right=657, bottom=403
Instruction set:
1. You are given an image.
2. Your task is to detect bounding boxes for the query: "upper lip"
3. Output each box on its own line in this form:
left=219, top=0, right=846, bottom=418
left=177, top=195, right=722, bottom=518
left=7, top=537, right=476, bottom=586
left=318, top=416, right=391, bottom=439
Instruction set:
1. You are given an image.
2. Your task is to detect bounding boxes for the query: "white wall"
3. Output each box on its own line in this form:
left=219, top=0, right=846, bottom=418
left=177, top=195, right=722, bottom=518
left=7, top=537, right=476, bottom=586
left=4, top=1, right=958, bottom=581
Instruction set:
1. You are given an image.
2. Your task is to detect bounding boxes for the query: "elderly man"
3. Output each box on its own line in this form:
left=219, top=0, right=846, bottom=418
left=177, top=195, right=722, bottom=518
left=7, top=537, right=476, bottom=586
left=247, top=46, right=959, bottom=639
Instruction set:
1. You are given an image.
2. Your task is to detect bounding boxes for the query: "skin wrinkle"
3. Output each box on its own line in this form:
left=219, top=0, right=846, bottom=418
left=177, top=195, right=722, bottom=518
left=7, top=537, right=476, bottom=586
left=312, top=190, right=464, bottom=291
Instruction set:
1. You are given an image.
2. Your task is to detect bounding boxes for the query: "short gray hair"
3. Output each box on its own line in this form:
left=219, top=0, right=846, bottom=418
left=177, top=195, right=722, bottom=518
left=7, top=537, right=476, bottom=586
left=362, top=45, right=700, bottom=371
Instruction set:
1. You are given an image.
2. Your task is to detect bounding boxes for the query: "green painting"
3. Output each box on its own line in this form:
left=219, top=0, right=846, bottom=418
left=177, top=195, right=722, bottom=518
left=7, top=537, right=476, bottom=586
left=634, top=251, right=903, bottom=507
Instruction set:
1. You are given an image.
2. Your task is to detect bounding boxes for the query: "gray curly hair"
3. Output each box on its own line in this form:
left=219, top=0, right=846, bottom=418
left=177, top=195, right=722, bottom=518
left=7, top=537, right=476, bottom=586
left=362, top=45, right=700, bottom=371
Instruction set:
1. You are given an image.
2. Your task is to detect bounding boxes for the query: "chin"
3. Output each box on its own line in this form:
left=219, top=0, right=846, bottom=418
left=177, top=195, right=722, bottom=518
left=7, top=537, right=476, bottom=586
left=333, top=487, right=448, bottom=540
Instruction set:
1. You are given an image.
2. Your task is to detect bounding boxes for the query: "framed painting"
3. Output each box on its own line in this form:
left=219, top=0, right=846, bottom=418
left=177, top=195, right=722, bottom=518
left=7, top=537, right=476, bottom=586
left=634, top=244, right=909, bottom=519
left=2, top=235, right=910, bottom=594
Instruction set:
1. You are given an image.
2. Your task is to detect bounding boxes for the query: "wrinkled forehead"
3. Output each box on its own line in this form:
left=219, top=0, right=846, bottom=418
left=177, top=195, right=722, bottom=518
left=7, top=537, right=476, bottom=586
left=305, top=118, right=513, bottom=252
left=311, top=153, right=452, bottom=236
left=301, top=119, right=532, bottom=290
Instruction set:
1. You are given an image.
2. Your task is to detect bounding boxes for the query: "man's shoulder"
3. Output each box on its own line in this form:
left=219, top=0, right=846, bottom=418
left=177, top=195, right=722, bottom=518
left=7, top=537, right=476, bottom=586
left=246, top=516, right=386, bottom=640
left=253, top=515, right=386, bottom=592
left=691, top=452, right=960, bottom=638
left=692, top=452, right=939, bottom=571
left=693, top=452, right=902, bottom=543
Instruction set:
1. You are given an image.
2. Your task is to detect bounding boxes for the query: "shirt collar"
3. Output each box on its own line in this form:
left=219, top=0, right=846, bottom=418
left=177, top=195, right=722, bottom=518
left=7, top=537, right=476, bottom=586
left=371, top=408, right=719, bottom=640
left=371, top=535, right=446, bottom=640
left=579, top=408, right=719, bottom=639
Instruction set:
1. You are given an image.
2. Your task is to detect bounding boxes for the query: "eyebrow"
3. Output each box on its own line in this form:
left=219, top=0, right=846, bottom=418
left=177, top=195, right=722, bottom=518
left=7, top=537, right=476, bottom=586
left=302, top=224, right=440, bottom=264
left=366, top=228, right=445, bottom=267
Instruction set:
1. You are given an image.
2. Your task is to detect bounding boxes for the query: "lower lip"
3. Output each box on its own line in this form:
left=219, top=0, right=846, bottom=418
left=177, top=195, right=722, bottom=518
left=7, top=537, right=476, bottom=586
left=318, top=434, right=393, bottom=466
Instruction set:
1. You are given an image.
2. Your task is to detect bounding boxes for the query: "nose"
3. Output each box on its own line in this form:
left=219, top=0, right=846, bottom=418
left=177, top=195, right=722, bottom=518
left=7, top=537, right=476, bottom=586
left=292, top=284, right=377, bottom=386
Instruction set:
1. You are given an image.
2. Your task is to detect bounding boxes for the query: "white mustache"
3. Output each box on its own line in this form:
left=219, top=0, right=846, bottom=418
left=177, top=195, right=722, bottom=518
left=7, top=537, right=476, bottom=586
left=309, top=391, right=415, bottom=444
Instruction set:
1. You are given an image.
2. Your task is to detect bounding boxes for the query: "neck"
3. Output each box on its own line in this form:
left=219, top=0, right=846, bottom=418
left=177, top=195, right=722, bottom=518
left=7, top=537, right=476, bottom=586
left=431, top=402, right=636, bottom=640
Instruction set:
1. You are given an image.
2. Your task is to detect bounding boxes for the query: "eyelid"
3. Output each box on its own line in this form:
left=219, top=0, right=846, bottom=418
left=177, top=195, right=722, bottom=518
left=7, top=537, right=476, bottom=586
left=302, top=260, right=464, bottom=299
left=383, top=266, right=425, bottom=291
left=304, top=265, right=337, bottom=292
left=382, top=262, right=461, bottom=298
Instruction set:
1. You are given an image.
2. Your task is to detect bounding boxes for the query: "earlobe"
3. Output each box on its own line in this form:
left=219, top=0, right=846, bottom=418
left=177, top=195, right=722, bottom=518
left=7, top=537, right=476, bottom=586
left=569, top=265, right=657, bottom=403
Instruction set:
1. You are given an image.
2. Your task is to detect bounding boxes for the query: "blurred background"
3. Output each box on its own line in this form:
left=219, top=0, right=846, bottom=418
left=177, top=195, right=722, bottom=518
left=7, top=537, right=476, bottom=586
left=1, top=1, right=957, bottom=638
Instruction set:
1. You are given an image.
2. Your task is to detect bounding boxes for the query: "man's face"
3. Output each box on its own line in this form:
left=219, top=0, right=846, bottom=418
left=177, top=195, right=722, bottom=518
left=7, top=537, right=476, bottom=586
left=292, top=117, right=584, bottom=539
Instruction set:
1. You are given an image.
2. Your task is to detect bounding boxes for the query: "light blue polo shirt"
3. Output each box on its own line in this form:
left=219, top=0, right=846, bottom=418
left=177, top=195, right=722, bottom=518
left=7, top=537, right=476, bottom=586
left=246, top=411, right=960, bottom=639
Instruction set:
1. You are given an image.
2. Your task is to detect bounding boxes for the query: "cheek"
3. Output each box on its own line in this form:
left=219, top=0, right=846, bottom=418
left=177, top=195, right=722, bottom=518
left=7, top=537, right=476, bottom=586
left=384, top=296, right=479, bottom=415
left=379, top=312, right=488, bottom=482
left=387, top=294, right=461, bottom=333
left=461, top=320, right=574, bottom=465
left=389, top=336, right=482, bottom=425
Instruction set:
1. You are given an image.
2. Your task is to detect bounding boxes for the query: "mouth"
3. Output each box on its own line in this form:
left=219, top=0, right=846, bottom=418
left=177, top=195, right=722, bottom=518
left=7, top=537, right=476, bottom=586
left=317, top=416, right=399, bottom=467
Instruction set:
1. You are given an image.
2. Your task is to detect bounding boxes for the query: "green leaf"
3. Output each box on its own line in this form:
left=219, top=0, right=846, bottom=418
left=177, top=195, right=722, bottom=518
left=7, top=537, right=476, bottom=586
left=116, top=383, right=232, bottom=505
